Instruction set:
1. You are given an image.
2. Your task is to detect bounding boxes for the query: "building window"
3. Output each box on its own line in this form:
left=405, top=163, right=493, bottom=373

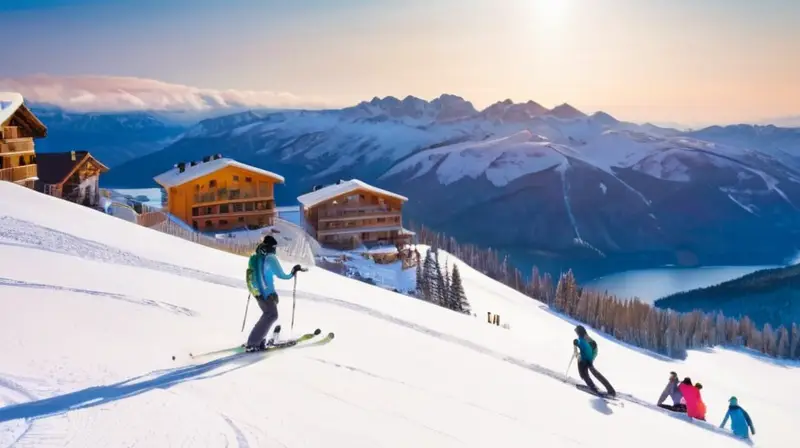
left=205, top=207, right=212, bottom=214
left=209, top=180, right=217, bottom=188
left=238, top=217, right=245, bottom=222
left=192, top=221, right=198, bottom=230
left=205, top=220, right=213, bottom=228
left=220, top=219, right=228, bottom=225
left=220, top=204, right=229, bottom=214
left=245, top=177, right=252, bottom=183
left=233, top=175, right=239, bottom=182
left=377, top=217, right=386, bottom=223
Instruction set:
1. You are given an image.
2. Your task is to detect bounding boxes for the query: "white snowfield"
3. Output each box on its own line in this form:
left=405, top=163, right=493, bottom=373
left=0, top=181, right=794, bottom=447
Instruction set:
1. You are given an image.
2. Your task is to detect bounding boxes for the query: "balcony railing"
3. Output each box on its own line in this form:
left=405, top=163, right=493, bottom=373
left=318, top=206, right=401, bottom=220
left=0, top=164, right=37, bottom=182
left=0, top=139, right=34, bottom=155
left=317, top=221, right=402, bottom=236
left=193, top=208, right=276, bottom=219
left=193, top=188, right=272, bottom=204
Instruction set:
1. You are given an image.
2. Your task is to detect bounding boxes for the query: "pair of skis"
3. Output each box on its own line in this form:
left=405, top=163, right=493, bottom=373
left=178, top=327, right=334, bottom=362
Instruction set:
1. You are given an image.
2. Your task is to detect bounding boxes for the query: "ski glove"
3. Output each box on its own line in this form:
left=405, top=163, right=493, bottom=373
left=573, top=339, right=579, bottom=346
left=290, top=264, right=306, bottom=276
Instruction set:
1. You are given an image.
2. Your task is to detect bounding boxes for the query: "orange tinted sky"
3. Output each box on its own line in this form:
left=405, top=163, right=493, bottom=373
left=2, top=0, right=799, bottom=125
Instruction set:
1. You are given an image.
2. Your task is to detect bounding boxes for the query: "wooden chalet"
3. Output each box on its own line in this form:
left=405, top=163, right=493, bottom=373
left=0, top=92, right=47, bottom=188
left=35, top=151, right=109, bottom=207
left=154, top=155, right=285, bottom=232
left=297, top=179, right=414, bottom=250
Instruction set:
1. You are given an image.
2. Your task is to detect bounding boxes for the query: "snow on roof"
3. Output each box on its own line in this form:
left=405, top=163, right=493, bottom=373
left=297, top=179, right=408, bottom=209
left=153, top=157, right=285, bottom=188
left=0, top=92, right=24, bottom=127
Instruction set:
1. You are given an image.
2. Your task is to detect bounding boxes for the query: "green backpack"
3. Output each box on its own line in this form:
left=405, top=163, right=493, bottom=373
left=246, top=252, right=261, bottom=297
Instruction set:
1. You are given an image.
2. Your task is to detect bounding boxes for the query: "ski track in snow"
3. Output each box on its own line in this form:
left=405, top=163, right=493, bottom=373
left=0, top=216, right=243, bottom=290
left=555, top=164, right=582, bottom=241
left=0, top=377, right=38, bottom=448
left=0, top=277, right=196, bottom=317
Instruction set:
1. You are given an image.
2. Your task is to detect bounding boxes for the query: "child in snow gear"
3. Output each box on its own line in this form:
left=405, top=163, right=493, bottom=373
left=244, top=235, right=305, bottom=352
left=573, top=325, right=616, bottom=396
left=720, top=396, right=755, bottom=439
left=677, top=377, right=706, bottom=420
left=657, top=371, right=687, bottom=412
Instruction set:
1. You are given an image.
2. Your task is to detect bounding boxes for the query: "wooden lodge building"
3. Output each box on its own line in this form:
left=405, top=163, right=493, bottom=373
left=0, top=92, right=46, bottom=188
left=154, top=155, right=285, bottom=232
left=35, top=151, right=109, bottom=207
left=297, top=179, right=414, bottom=250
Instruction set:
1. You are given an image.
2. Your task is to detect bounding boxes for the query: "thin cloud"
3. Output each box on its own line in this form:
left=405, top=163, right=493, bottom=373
left=0, top=74, right=335, bottom=112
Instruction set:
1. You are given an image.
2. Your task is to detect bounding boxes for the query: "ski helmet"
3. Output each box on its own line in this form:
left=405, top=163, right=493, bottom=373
left=257, top=235, right=278, bottom=255
left=574, top=325, right=587, bottom=337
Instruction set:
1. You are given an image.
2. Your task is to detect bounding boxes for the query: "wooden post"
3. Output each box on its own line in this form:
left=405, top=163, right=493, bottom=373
left=487, top=311, right=492, bottom=324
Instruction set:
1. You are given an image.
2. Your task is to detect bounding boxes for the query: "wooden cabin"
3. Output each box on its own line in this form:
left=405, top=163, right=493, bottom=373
left=35, top=151, right=109, bottom=207
left=154, top=155, right=285, bottom=232
left=0, top=92, right=47, bottom=189
left=297, top=179, right=414, bottom=250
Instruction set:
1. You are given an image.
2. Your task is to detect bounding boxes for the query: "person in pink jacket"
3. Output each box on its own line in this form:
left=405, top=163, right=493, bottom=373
left=677, top=377, right=707, bottom=420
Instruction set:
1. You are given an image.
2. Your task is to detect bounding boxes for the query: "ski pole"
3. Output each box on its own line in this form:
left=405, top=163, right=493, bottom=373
left=241, top=294, right=251, bottom=332
left=564, top=347, right=577, bottom=382
left=290, top=268, right=308, bottom=333
left=291, top=275, right=298, bottom=333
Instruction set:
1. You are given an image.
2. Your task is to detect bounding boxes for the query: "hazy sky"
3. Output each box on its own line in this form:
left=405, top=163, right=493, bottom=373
left=2, top=0, right=799, bottom=124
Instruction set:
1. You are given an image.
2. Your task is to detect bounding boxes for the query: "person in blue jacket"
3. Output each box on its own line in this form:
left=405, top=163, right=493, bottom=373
left=720, top=396, right=755, bottom=439
left=573, top=325, right=616, bottom=396
left=244, top=235, right=304, bottom=352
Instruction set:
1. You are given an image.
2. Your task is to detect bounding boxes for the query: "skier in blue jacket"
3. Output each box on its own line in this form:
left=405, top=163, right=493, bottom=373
left=720, top=396, right=755, bottom=440
left=244, top=235, right=304, bottom=352
left=573, top=325, right=616, bottom=396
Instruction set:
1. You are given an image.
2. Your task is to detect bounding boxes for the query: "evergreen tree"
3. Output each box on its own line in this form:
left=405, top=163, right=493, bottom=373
left=791, top=323, right=800, bottom=360
left=443, top=258, right=452, bottom=308
left=421, top=250, right=436, bottom=303
left=776, top=325, right=790, bottom=358
left=449, top=264, right=470, bottom=314
left=415, top=259, right=424, bottom=298
left=433, top=250, right=447, bottom=306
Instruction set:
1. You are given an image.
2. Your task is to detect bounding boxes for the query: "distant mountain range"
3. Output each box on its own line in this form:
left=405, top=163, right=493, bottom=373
left=30, top=106, right=187, bottom=167
left=90, top=94, right=800, bottom=279
left=656, top=263, right=800, bottom=330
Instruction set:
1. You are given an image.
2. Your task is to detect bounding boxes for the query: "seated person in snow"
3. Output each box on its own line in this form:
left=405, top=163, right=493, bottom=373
left=657, top=371, right=687, bottom=412
left=677, top=377, right=707, bottom=421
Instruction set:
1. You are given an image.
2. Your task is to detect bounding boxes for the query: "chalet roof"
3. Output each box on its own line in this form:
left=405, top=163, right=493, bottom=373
left=0, top=92, right=47, bottom=138
left=297, top=179, right=408, bottom=209
left=153, top=157, right=285, bottom=188
left=36, top=151, right=110, bottom=185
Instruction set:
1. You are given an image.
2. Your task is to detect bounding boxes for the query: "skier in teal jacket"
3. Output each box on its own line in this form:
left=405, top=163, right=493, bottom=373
left=573, top=325, right=616, bottom=396
left=244, top=235, right=303, bottom=352
left=720, top=396, right=755, bottom=439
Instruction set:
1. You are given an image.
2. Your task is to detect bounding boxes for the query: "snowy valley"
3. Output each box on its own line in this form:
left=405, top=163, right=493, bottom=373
left=1, top=179, right=796, bottom=447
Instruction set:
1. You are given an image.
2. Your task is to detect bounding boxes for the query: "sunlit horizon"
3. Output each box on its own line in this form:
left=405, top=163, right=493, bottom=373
left=1, top=0, right=798, bottom=125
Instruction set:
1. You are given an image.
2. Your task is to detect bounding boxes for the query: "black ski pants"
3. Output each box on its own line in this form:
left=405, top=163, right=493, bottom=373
left=577, top=359, right=616, bottom=395
left=658, top=403, right=687, bottom=413
left=246, top=293, right=279, bottom=347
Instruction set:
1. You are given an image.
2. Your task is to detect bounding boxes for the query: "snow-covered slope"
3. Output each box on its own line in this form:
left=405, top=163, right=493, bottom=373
left=1, top=182, right=795, bottom=447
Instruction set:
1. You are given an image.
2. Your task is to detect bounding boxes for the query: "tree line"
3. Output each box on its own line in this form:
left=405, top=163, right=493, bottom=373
left=415, top=246, right=471, bottom=315
left=411, top=223, right=800, bottom=361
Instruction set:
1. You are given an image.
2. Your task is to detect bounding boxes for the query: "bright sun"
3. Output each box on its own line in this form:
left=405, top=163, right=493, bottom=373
left=530, top=0, right=569, bottom=26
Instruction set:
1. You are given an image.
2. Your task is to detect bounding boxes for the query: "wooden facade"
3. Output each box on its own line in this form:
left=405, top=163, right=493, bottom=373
left=0, top=93, right=47, bottom=189
left=154, top=156, right=285, bottom=232
left=35, top=151, right=109, bottom=207
left=298, top=179, right=413, bottom=250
